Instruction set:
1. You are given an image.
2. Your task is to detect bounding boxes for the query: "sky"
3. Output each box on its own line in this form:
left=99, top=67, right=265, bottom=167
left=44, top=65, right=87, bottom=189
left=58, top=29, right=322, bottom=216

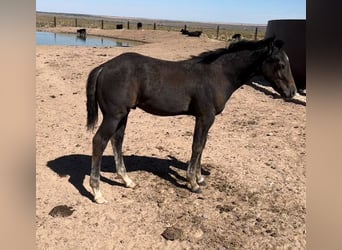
left=36, top=0, right=306, bottom=25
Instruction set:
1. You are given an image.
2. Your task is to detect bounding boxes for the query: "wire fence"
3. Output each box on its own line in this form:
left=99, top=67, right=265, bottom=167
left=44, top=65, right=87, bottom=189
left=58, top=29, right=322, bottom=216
left=36, top=13, right=266, bottom=41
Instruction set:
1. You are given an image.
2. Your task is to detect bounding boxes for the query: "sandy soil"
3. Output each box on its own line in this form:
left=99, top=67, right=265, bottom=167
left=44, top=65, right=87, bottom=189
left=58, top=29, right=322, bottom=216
left=36, top=27, right=306, bottom=249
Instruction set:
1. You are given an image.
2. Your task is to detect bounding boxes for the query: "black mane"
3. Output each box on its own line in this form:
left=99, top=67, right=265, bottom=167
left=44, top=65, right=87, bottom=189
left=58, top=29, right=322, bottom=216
left=193, top=37, right=275, bottom=64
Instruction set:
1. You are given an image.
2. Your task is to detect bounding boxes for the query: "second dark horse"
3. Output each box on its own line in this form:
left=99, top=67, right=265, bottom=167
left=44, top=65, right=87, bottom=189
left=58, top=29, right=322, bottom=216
left=86, top=37, right=296, bottom=203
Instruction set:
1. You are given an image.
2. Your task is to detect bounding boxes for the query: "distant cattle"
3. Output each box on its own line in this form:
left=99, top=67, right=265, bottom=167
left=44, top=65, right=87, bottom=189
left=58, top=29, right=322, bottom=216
left=180, top=28, right=188, bottom=35
left=77, top=28, right=86, bottom=37
left=187, top=31, right=202, bottom=37
left=137, top=22, right=142, bottom=30
left=116, top=24, right=123, bottom=29
left=180, top=29, right=202, bottom=37
left=232, top=33, right=241, bottom=41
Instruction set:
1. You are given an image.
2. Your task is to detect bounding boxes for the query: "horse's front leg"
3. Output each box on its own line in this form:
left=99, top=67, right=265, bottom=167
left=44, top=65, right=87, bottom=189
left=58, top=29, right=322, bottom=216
left=196, top=152, right=206, bottom=186
left=187, top=115, right=214, bottom=193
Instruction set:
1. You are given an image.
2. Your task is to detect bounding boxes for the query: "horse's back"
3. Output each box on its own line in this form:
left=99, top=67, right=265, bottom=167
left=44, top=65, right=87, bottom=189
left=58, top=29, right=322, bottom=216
left=95, top=52, right=225, bottom=116
left=95, top=53, right=199, bottom=115
left=103, top=52, right=156, bottom=66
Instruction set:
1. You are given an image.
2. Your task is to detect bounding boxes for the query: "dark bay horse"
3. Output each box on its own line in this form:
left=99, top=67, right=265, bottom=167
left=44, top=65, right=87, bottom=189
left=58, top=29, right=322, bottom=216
left=86, top=36, right=296, bottom=203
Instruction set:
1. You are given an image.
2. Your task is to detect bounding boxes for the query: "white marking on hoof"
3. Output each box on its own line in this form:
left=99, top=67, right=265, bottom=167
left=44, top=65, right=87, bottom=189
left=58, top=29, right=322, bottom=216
left=92, top=189, right=108, bottom=204
left=119, top=174, right=137, bottom=189
left=94, top=196, right=108, bottom=204
left=197, top=176, right=205, bottom=184
left=125, top=179, right=137, bottom=189
left=187, top=182, right=201, bottom=193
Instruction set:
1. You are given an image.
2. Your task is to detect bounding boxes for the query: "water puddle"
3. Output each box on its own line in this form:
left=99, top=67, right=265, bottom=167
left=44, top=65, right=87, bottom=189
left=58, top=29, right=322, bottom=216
left=36, top=31, right=143, bottom=47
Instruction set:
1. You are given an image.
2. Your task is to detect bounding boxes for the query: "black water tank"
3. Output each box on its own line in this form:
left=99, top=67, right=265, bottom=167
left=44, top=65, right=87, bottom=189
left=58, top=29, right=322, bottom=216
left=265, top=19, right=306, bottom=90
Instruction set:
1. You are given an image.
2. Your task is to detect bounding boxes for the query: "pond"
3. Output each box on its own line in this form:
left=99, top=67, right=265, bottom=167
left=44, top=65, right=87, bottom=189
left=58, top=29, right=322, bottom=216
left=36, top=31, right=143, bottom=47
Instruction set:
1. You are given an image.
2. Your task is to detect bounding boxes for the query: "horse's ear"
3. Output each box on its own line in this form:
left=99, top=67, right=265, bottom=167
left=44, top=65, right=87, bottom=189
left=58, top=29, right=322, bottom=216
left=266, top=35, right=275, bottom=43
left=265, top=36, right=276, bottom=54
left=274, top=39, right=284, bottom=49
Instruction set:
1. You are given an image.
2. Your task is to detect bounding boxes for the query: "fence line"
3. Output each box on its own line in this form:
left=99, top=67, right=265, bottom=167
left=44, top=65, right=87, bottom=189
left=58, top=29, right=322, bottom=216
left=37, top=15, right=265, bottom=41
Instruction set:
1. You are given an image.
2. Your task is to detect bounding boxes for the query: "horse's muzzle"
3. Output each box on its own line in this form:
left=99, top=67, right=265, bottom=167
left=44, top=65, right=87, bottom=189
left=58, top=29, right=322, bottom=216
left=283, top=86, right=297, bottom=99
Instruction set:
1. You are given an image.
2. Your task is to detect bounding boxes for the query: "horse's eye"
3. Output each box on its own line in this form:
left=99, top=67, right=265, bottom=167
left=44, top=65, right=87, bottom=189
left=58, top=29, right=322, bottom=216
left=279, top=63, right=285, bottom=70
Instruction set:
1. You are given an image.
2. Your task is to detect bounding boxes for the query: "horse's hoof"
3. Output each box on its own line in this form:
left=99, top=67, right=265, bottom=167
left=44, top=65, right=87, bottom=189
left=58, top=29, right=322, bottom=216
left=94, top=196, right=108, bottom=204
left=92, top=188, right=108, bottom=204
left=186, top=183, right=201, bottom=193
left=192, top=188, right=202, bottom=194
left=197, top=176, right=206, bottom=186
left=191, top=187, right=202, bottom=194
left=198, top=180, right=206, bottom=186
left=126, top=181, right=137, bottom=189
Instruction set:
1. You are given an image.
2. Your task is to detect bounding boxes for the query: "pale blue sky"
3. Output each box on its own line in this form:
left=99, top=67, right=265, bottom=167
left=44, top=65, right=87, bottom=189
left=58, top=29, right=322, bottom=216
left=36, top=0, right=306, bottom=25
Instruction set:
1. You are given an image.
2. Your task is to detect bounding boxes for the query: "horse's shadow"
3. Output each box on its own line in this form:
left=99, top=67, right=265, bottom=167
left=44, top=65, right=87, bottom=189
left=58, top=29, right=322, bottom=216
left=47, top=154, right=208, bottom=201
left=248, top=76, right=306, bottom=106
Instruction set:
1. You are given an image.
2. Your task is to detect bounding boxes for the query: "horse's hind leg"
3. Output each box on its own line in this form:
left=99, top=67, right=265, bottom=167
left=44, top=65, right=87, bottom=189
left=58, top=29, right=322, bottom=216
left=90, top=117, right=119, bottom=204
left=110, top=114, right=136, bottom=189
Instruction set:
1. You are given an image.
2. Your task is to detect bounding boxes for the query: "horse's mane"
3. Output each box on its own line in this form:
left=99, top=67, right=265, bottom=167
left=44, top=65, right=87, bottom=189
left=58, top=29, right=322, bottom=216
left=193, top=37, right=275, bottom=64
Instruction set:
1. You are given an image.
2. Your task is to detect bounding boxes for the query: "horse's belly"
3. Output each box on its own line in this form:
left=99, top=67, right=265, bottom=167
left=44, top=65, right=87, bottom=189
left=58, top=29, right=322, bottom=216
left=137, top=99, right=190, bottom=116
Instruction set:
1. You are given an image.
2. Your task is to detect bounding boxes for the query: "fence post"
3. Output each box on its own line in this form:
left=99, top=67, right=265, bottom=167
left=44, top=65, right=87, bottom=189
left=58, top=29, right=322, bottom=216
left=127, top=21, right=130, bottom=30
left=101, top=20, right=104, bottom=29
left=75, top=18, right=77, bottom=27
left=184, top=24, right=187, bottom=31
left=54, top=16, right=56, bottom=27
left=154, top=23, right=156, bottom=30
left=216, top=25, right=220, bottom=39
left=254, top=27, right=258, bottom=40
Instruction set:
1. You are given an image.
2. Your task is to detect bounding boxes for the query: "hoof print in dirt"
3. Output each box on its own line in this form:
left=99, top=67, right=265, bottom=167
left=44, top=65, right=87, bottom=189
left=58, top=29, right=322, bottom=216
left=176, top=188, right=191, bottom=198
left=48, top=205, right=75, bottom=217
left=216, top=204, right=234, bottom=213
left=161, top=226, right=183, bottom=241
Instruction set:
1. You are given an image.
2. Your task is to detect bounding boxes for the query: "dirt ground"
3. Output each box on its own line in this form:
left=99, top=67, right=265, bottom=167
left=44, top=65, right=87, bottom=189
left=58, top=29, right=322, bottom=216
left=36, top=27, right=306, bottom=249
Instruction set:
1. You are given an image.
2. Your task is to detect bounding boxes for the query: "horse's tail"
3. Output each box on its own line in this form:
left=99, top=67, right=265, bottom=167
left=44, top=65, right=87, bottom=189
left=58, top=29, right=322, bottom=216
left=86, top=66, right=103, bottom=131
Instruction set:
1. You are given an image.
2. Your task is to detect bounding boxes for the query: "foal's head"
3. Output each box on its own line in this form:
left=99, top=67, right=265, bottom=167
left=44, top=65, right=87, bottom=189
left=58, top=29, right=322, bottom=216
left=261, top=38, right=297, bottom=99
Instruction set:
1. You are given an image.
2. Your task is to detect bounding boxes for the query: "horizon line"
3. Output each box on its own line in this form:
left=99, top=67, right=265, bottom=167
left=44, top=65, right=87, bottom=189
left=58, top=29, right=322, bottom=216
left=36, top=10, right=268, bottom=27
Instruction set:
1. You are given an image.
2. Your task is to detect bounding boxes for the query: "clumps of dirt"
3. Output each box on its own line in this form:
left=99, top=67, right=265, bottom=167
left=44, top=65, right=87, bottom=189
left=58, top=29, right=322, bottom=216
left=161, top=226, right=184, bottom=241
left=48, top=205, right=75, bottom=217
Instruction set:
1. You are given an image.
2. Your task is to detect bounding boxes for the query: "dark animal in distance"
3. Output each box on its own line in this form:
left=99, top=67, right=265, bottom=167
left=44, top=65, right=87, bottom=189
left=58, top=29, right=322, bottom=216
left=86, top=36, right=297, bottom=203
left=187, top=31, right=202, bottom=37
left=232, top=33, right=241, bottom=41
left=137, top=22, right=142, bottom=30
left=116, top=24, right=123, bottom=29
left=77, top=28, right=86, bottom=37
left=180, top=28, right=188, bottom=35
left=180, top=29, right=202, bottom=37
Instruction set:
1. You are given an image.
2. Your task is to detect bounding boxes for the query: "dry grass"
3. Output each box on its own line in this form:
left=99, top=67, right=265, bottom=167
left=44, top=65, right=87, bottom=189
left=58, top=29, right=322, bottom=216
left=36, top=12, right=266, bottom=41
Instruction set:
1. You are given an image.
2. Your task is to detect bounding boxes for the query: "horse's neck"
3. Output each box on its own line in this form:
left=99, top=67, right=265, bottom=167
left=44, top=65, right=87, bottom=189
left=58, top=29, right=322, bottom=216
left=218, top=48, right=268, bottom=90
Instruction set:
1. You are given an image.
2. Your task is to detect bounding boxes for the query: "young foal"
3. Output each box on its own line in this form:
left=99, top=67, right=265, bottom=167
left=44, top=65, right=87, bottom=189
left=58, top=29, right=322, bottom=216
left=86, top=37, right=296, bottom=203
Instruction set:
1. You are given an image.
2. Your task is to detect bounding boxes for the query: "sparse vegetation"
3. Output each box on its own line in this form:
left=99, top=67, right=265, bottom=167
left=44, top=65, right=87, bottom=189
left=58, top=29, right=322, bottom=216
left=36, top=12, right=266, bottom=41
